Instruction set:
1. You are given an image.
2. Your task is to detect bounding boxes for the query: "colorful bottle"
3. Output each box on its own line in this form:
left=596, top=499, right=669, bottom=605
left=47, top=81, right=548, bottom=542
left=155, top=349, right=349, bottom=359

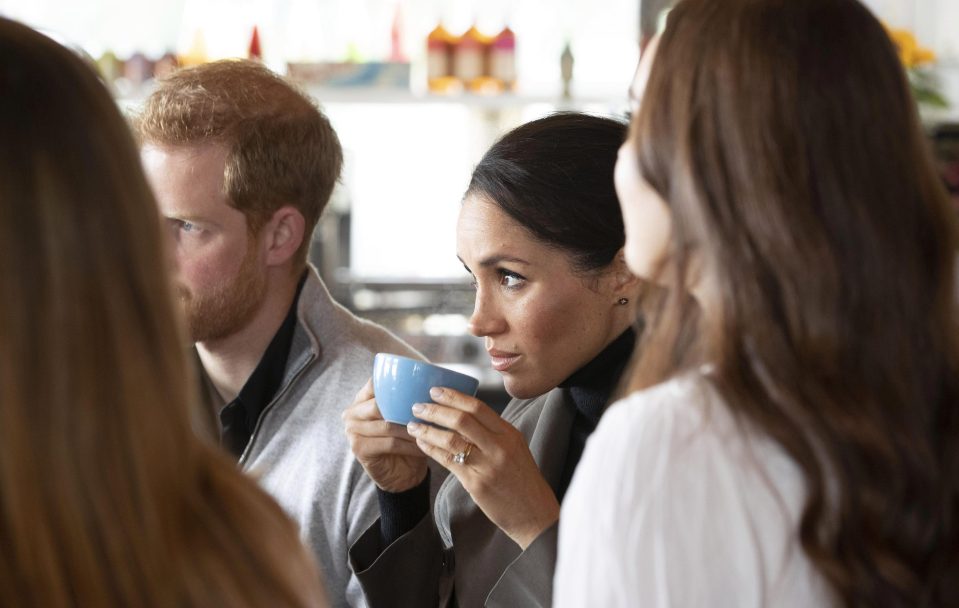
left=154, top=51, right=179, bottom=79
left=248, top=26, right=262, bottom=61
left=96, top=50, right=123, bottom=86
left=427, top=23, right=456, bottom=93
left=390, top=2, right=405, bottom=62
left=124, top=52, right=154, bottom=87
left=179, top=29, right=208, bottom=67
left=489, top=25, right=516, bottom=92
left=560, top=41, right=574, bottom=99
left=452, top=24, right=488, bottom=91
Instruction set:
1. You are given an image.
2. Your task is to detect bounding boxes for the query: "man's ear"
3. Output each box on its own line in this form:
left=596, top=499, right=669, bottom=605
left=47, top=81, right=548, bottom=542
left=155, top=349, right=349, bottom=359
left=262, top=206, right=306, bottom=267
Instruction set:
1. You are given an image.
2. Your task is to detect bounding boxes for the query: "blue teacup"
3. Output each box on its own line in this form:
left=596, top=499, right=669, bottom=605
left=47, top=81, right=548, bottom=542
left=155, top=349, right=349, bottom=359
left=372, top=353, right=480, bottom=425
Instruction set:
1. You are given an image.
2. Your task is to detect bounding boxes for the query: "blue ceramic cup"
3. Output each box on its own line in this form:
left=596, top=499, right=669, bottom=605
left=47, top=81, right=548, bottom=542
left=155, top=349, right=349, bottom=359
left=372, top=353, right=480, bottom=425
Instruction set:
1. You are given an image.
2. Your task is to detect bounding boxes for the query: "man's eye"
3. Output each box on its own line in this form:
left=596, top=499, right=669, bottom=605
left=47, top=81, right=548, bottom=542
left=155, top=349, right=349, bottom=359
left=180, top=221, right=197, bottom=232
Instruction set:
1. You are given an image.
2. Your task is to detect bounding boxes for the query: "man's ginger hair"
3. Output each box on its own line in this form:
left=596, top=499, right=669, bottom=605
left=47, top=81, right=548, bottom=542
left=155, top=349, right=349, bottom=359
left=135, top=60, right=343, bottom=267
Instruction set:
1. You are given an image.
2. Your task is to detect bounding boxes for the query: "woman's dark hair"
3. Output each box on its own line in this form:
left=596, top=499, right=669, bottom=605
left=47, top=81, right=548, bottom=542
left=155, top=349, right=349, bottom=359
left=465, top=112, right=627, bottom=272
left=625, top=0, right=959, bottom=606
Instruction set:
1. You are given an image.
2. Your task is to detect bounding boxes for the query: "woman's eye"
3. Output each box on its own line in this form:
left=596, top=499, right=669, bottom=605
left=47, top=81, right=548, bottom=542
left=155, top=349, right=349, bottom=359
left=499, top=271, right=525, bottom=290
left=180, top=221, right=197, bottom=233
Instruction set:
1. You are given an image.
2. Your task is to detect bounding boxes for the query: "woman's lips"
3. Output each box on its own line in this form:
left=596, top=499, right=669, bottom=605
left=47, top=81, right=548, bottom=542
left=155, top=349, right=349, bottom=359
left=488, top=350, right=521, bottom=372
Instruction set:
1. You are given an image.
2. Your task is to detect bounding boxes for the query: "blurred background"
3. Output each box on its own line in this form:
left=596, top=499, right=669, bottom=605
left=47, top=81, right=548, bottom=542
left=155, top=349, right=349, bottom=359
left=1, top=0, right=956, bottom=405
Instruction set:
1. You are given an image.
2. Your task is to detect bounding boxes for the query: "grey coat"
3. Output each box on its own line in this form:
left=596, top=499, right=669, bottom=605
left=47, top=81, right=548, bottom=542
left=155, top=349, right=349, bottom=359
left=235, top=267, right=421, bottom=607
left=350, top=387, right=577, bottom=607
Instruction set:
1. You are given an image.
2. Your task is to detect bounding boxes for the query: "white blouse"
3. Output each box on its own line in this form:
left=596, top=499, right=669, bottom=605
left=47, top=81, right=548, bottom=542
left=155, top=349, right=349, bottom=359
left=554, top=372, right=836, bottom=607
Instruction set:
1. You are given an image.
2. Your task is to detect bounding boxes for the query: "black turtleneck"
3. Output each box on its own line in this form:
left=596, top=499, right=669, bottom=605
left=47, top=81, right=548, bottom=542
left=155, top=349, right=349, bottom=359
left=556, top=327, right=636, bottom=501
left=374, top=327, right=637, bottom=550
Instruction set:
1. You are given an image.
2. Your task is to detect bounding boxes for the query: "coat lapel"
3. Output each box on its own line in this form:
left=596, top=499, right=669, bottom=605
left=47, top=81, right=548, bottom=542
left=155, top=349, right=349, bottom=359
left=436, top=387, right=576, bottom=607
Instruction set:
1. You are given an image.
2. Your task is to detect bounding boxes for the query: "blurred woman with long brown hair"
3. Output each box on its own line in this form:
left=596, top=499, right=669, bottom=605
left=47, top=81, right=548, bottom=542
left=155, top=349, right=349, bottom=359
left=555, top=0, right=959, bottom=606
left=0, top=18, right=327, bottom=607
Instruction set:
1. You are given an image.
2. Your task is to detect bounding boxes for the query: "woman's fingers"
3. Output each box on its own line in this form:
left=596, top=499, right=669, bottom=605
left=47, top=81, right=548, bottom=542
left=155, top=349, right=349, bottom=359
left=410, top=401, right=493, bottom=450
left=414, top=436, right=472, bottom=469
left=343, top=379, right=385, bottom=419
left=409, top=388, right=505, bottom=455
left=342, top=397, right=385, bottom=423
left=356, top=378, right=375, bottom=400
left=349, top=435, right=425, bottom=460
left=428, top=387, right=503, bottom=432
left=407, top=421, right=475, bottom=464
left=345, top=416, right=424, bottom=459
left=345, top=417, right=414, bottom=441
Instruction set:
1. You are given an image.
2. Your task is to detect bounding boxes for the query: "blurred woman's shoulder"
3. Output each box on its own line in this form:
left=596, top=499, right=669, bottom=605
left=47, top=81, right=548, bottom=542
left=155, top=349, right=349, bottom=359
left=597, top=368, right=794, bottom=473
left=604, top=369, right=725, bottom=438
left=561, top=370, right=833, bottom=607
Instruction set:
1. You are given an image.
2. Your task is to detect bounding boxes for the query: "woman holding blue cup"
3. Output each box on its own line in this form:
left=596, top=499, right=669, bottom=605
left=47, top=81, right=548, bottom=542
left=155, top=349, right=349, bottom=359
left=343, top=112, right=642, bottom=607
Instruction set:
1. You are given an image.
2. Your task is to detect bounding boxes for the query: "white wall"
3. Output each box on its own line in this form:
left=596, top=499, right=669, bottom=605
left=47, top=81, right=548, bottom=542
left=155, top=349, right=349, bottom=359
left=0, top=0, right=186, bottom=56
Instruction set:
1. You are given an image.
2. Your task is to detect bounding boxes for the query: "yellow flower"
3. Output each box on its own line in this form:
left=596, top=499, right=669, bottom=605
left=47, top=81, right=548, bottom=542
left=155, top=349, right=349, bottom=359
left=913, top=47, right=937, bottom=66
left=881, top=23, right=949, bottom=108
left=884, top=24, right=937, bottom=68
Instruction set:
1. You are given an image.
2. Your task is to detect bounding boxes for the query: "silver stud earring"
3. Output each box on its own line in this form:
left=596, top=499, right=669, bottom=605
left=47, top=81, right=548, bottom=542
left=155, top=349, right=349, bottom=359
left=617, top=297, right=629, bottom=306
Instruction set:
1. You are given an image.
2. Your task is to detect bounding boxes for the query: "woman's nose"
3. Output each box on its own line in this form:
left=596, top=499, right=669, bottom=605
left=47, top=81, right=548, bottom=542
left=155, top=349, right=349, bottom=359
left=467, top=289, right=506, bottom=337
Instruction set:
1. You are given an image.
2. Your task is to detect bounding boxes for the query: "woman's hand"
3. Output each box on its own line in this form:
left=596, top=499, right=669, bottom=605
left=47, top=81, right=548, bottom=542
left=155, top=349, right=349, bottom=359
left=342, top=379, right=429, bottom=493
left=407, top=387, right=560, bottom=550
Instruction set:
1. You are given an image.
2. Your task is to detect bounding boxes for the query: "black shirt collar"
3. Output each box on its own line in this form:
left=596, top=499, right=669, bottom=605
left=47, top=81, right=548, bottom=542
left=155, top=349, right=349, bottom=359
left=219, top=271, right=308, bottom=458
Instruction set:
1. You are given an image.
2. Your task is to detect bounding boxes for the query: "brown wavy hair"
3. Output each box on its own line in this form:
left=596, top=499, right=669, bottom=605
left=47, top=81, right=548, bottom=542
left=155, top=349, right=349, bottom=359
left=133, top=59, right=343, bottom=268
left=0, top=18, right=326, bottom=607
left=625, top=0, right=959, bottom=605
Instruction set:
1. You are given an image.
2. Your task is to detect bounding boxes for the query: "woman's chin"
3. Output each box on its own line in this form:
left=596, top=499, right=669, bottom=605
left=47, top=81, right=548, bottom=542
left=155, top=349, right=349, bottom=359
left=502, top=375, right=549, bottom=401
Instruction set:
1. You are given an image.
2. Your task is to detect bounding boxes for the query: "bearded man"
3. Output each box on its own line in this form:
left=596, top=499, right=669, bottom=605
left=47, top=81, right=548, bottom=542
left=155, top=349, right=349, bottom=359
left=138, top=60, right=420, bottom=608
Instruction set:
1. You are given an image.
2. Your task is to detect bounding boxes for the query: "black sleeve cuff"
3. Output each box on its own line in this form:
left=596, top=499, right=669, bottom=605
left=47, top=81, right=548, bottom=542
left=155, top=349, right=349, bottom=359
left=377, top=470, right=431, bottom=547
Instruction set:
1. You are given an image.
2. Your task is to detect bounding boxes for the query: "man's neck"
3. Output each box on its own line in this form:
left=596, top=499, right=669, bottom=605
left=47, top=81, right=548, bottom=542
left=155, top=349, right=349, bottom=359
left=196, top=275, right=300, bottom=404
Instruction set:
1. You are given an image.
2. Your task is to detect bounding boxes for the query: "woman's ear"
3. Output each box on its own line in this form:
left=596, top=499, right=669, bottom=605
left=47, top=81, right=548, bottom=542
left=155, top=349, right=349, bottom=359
left=263, top=205, right=306, bottom=267
left=610, top=248, right=641, bottom=301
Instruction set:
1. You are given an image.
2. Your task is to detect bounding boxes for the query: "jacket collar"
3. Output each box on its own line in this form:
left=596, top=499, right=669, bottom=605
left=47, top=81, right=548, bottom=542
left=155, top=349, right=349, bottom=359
left=279, top=265, right=330, bottom=390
